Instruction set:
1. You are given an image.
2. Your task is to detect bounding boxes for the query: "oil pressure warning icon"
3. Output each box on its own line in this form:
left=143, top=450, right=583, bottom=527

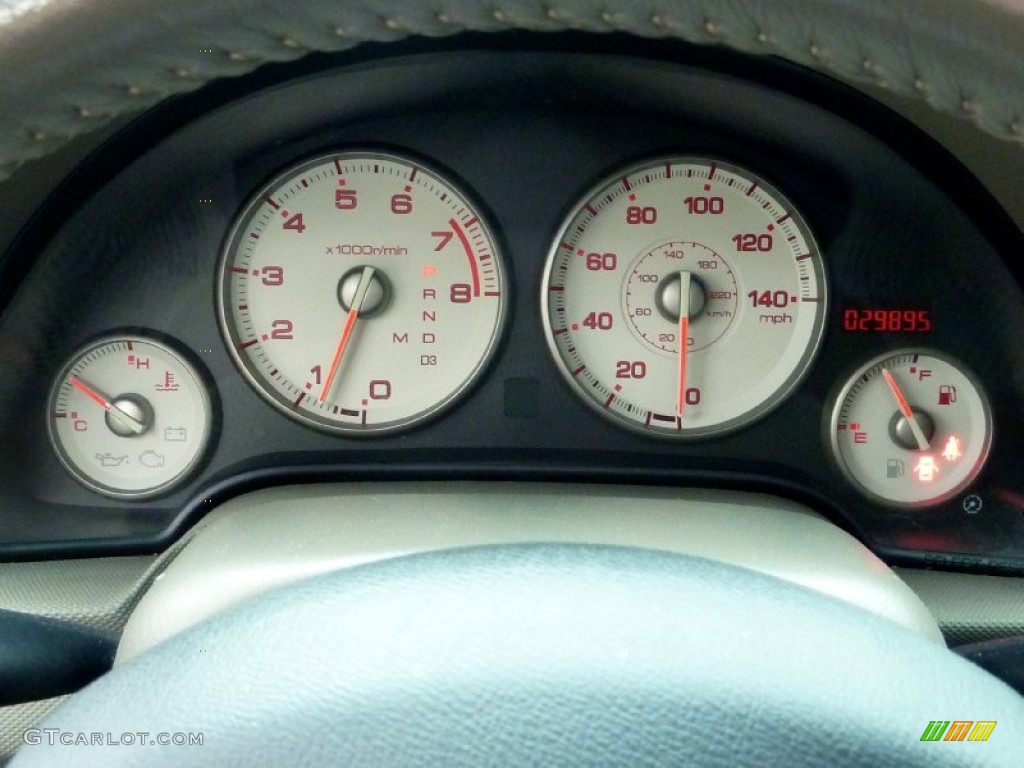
left=828, top=350, right=992, bottom=507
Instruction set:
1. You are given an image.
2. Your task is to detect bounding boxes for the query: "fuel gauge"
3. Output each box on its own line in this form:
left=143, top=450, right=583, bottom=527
left=828, top=350, right=992, bottom=507
left=47, top=335, right=213, bottom=499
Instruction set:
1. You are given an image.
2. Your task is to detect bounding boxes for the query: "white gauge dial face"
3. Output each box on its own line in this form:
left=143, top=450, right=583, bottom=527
left=219, top=151, right=506, bottom=434
left=542, top=158, right=827, bottom=437
left=829, top=351, right=992, bottom=507
left=47, top=336, right=213, bottom=498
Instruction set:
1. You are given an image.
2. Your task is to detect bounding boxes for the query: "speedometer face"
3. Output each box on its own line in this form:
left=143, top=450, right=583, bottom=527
left=219, top=151, right=506, bottom=435
left=542, top=158, right=827, bottom=438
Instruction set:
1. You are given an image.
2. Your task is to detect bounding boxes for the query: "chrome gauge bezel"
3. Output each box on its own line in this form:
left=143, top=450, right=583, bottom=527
left=217, top=149, right=508, bottom=437
left=540, top=155, right=828, bottom=439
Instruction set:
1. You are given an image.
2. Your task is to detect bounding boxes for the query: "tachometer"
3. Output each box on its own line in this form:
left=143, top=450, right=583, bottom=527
left=542, top=158, right=827, bottom=437
left=219, top=151, right=506, bottom=435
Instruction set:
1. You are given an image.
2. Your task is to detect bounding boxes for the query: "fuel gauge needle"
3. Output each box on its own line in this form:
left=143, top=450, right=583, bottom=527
left=676, top=271, right=691, bottom=422
left=320, top=266, right=376, bottom=403
left=69, top=377, right=145, bottom=434
left=882, top=368, right=930, bottom=450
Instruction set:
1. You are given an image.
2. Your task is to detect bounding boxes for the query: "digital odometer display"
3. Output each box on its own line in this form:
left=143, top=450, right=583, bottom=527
left=843, top=308, right=931, bottom=333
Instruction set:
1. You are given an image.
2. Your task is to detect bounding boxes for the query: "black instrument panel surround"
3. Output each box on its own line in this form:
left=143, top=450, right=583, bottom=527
left=0, top=39, right=1022, bottom=570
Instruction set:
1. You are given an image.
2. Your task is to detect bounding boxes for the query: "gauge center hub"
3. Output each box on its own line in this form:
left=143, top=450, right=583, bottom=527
left=337, top=265, right=391, bottom=317
left=888, top=407, right=935, bottom=451
left=654, top=271, right=707, bottom=321
left=105, top=394, right=154, bottom=437
left=623, top=240, right=738, bottom=356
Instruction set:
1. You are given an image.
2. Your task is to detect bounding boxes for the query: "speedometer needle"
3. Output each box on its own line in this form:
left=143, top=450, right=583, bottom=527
left=69, top=376, right=145, bottom=434
left=319, top=266, right=376, bottom=403
left=676, top=271, right=691, bottom=421
left=882, top=368, right=930, bottom=450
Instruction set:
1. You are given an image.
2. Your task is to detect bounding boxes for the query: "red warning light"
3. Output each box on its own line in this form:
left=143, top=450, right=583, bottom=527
left=422, top=265, right=438, bottom=277
left=941, top=435, right=963, bottom=463
left=912, top=455, right=939, bottom=483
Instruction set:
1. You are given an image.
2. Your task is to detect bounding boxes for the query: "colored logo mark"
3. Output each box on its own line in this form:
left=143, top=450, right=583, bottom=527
left=920, top=720, right=996, bottom=742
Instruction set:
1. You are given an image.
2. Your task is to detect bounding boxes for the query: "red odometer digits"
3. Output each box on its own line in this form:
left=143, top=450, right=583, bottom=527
left=843, top=308, right=931, bottom=333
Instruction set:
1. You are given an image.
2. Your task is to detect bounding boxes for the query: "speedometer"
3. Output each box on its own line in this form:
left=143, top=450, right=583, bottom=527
left=542, top=157, right=827, bottom=438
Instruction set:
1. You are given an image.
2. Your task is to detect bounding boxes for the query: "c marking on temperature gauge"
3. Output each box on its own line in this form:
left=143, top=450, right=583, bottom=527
left=542, top=157, right=827, bottom=438
left=828, top=350, right=992, bottom=507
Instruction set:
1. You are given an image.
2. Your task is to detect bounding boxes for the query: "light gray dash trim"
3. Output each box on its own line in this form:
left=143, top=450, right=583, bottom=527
left=895, top=567, right=1024, bottom=646
left=116, top=482, right=944, bottom=663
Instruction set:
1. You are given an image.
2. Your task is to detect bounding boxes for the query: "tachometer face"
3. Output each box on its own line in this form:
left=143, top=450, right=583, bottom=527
left=542, top=158, right=827, bottom=438
left=219, top=151, right=506, bottom=435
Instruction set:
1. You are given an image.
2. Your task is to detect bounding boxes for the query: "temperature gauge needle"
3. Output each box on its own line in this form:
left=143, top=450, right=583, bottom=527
left=320, top=266, right=376, bottom=403
left=676, top=271, right=691, bottom=420
left=882, top=368, right=930, bottom=450
left=69, top=377, right=145, bottom=435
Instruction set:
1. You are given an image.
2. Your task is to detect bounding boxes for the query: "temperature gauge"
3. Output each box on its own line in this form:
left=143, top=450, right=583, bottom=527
left=828, top=350, right=992, bottom=507
left=47, top=335, right=213, bottom=499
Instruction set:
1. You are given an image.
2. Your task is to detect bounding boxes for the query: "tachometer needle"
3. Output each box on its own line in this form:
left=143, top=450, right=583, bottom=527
left=882, top=368, right=930, bottom=450
left=676, top=271, right=691, bottom=421
left=319, top=265, right=376, bottom=403
left=69, top=377, right=145, bottom=434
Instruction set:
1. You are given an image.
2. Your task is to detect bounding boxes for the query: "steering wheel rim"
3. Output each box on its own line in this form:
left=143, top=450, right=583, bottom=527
left=1, top=0, right=1022, bottom=182
left=13, top=544, right=1024, bottom=766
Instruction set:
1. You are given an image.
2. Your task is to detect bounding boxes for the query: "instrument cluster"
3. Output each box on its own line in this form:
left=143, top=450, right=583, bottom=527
left=1, top=46, right=1022, bottom=570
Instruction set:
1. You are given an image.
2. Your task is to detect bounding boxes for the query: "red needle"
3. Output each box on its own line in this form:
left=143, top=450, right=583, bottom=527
left=677, top=314, right=689, bottom=418
left=319, top=266, right=375, bottom=403
left=70, top=376, right=113, bottom=410
left=882, top=368, right=929, bottom=450
left=69, top=376, right=145, bottom=434
left=882, top=369, right=913, bottom=419
left=676, top=271, right=692, bottom=421
left=319, top=308, right=360, bottom=402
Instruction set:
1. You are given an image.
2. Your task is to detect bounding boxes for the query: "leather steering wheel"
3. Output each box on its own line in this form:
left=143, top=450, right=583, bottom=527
left=0, top=0, right=1022, bottom=181
left=13, top=544, right=1024, bottom=765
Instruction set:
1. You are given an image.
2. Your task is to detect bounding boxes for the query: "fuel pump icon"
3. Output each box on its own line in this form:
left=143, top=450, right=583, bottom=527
left=938, top=385, right=957, bottom=405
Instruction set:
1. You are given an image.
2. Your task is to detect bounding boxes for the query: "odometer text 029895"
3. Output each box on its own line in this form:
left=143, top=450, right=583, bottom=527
left=541, top=157, right=827, bottom=438
left=219, top=151, right=506, bottom=435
